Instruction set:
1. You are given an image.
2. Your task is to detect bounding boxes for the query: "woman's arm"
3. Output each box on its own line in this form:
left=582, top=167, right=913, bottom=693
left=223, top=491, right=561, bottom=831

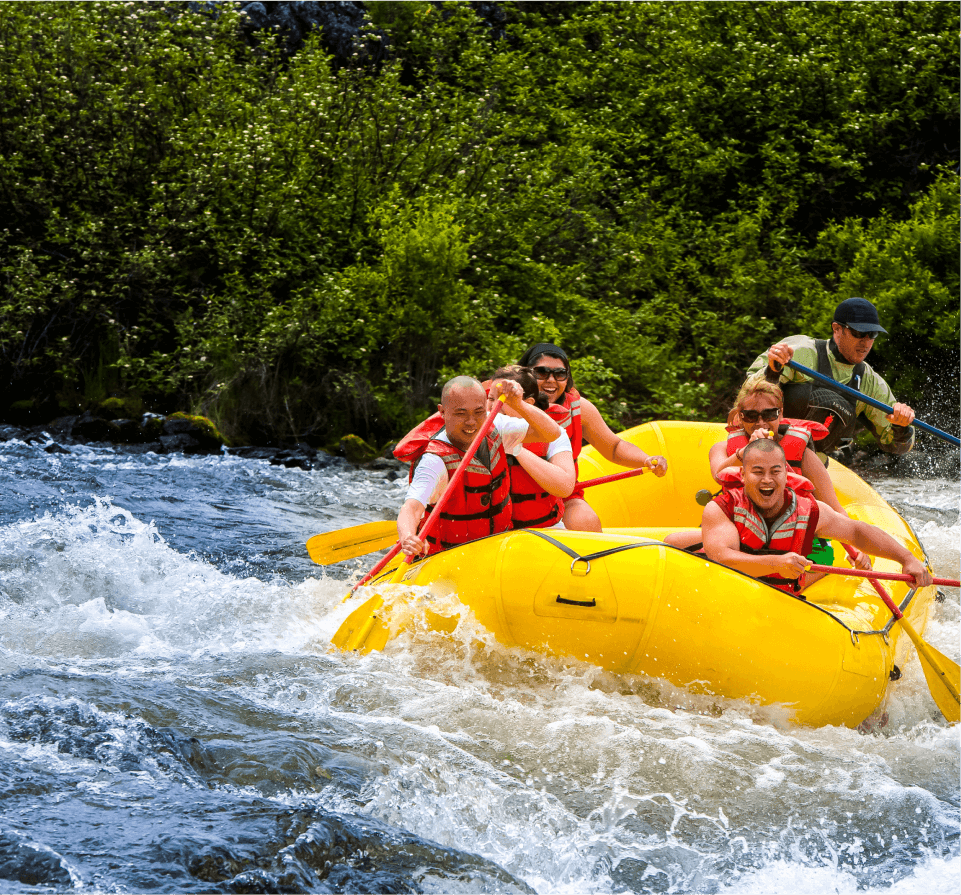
left=800, top=449, right=844, bottom=512
left=491, top=380, right=561, bottom=443
left=709, top=442, right=740, bottom=482
left=580, top=398, right=667, bottom=475
left=514, top=449, right=575, bottom=498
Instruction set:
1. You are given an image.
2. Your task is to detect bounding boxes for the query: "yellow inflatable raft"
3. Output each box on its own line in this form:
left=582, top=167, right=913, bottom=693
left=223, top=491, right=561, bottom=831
left=333, top=422, right=937, bottom=728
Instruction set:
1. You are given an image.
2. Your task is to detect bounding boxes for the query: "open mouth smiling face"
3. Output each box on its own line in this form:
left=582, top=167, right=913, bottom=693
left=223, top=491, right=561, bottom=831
left=743, top=455, right=788, bottom=516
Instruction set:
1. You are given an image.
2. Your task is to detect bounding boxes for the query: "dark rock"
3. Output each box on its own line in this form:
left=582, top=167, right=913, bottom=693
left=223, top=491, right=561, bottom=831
left=0, top=832, right=75, bottom=888
left=98, top=396, right=142, bottom=419
left=72, top=411, right=121, bottom=443
left=0, top=424, right=20, bottom=442
left=312, top=450, right=345, bottom=469
left=162, top=418, right=198, bottom=436
left=238, top=1, right=368, bottom=59
left=111, top=419, right=147, bottom=444
left=225, top=444, right=343, bottom=470
left=385, top=470, right=400, bottom=481
left=45, top=416, right=79, bottom=440
left=43, top=442, right=70, bottom=455
left=273, top=2, right=304, bottom=43
left=227, top=446, right=278, bottom=461
left=338, top=434, right=378, bottom=464
left=21, top=427, right=50, bottom=445
left=240, top=1, right=269, bottom=27
left=273, top=443, right=319, bottom=470
left=125, top=443, right=165, bottom=455
left=471, top=2, right=508, bottom=40
left=142, top=413, right=165, bottom=439
left=274, top=451, right=312, bottom=470
left=160, top=433, right=204, bottom=454
left=368, top=457, right=402, bottom=471
left=163, top=413, right=226, bottom=447
left=186, top=0, right=223, bottom=16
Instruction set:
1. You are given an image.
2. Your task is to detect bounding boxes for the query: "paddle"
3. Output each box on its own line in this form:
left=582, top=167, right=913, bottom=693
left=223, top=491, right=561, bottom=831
left=307, top=520, right=397, bottom=564
left=579, top=466, right=649, bottom=488
left=832, top=544, right=959, bottom=723
left=351, top=394, right=508, bottom=592
left=331, top=395, right=508, bottom=652
left=310, top=465, right=652, bottom=567
left=805, top=563, right=960, bottom=588
left=784, top=359, right=960, bottom=447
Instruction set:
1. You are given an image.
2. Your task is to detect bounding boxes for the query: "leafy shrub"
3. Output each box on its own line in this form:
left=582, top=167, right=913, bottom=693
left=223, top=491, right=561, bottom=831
left=0, top=1, right=956, bottom=443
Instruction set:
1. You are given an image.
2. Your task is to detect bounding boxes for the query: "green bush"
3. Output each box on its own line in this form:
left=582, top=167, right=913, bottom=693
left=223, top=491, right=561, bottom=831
left=0, top=1, right=956, bottom=443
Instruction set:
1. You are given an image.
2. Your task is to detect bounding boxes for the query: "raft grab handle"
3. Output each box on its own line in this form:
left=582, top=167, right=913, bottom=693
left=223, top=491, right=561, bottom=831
left=556, top=596, right=598, bottom=607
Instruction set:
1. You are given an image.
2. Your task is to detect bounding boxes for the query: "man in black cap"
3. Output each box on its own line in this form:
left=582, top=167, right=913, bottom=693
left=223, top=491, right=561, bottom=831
left=743, top=298, right=916, bottom=455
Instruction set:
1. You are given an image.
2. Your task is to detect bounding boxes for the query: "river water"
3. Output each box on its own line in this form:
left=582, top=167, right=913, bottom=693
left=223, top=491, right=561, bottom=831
left=1, top=437, right=957, bottom=894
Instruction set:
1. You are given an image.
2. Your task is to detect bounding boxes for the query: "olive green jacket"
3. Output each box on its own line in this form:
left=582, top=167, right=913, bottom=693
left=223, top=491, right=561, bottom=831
left=745, top=334, right=914, bottom=454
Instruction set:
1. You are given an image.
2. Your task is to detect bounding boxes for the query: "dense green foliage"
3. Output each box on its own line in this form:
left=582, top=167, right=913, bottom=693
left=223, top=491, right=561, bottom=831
left=1, top=1, right=957, bottom=445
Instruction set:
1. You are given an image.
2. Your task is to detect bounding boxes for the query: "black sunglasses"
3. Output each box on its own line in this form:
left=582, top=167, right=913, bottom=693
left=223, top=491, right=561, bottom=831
left=844, top=325, right=881, bottom=340
left=532, top=365, right=569, bottom=381
left=739, top=408, right=781, bottom=423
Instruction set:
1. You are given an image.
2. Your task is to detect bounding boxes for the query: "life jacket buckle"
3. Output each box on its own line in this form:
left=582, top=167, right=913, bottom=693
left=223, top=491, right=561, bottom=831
left=850, top=630, right=859, bottom=647
left=570, top=558, right=591, bottom=577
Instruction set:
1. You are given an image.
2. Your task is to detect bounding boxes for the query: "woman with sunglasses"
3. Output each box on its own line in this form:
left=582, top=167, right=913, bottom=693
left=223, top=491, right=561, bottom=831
left=711, top=378, right=831, bottom=482
left=517, top=342, right=667, bottom=532
left=667, top=379, right=870, bottom=572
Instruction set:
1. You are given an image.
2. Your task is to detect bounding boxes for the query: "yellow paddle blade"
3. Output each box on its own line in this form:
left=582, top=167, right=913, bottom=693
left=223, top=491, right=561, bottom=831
left=901, top=617, right=960, bottom=723
left=330, top=594, right=390, bottom=653
left=331, top=562, right=414, bottom=653
left=306, top=521, right=397, bottom=565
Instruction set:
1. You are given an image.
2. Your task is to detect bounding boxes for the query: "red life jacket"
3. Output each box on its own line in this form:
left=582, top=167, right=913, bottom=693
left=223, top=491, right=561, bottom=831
left=507, top=441, right=565, bottom=529
left=548, top=388, right=583, bottom=502
left=726, top=418, right=830, bottom=471
left=712, top=468, right=820, bottom=594
left=393, top=412, right=444, bottom=464
left=393, top=415, right=512, bottom=555
left=547, top=387, right=582, bottom=459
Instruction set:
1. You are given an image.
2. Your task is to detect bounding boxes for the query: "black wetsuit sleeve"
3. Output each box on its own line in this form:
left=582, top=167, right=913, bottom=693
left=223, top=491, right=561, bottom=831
left=860, top=414, right=915, bottom=456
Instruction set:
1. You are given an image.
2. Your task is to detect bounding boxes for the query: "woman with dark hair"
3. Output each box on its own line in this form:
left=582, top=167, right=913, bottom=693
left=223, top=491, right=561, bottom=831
left=517, top=343, right=667, bottom=532
left=487, top=365, right=575, bottom=529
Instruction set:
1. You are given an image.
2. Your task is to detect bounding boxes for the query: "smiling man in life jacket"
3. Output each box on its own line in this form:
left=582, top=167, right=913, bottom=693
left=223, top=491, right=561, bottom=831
left=744, top=298, right=916, bottom=456
left=700, top=439, right=932, bottom=594
left=394, top=376, right=561, bottom=559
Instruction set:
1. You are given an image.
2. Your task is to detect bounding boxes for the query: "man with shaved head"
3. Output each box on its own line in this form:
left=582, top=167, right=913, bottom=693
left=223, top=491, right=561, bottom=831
left=394, top=376, right=561, bottom=558
left=701, top=439, right=931, bottom=594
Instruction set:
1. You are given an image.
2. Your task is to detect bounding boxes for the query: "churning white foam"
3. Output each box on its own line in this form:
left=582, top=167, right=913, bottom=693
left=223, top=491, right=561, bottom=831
left=0, top=498, right=345, bottom=662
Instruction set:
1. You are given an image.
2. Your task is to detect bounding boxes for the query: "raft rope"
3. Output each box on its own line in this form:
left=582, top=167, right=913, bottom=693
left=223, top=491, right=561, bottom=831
left=520, top=528, right=911, bottom=642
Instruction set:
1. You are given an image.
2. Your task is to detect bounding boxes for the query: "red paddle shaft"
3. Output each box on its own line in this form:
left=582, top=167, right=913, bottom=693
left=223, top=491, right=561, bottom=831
left=840, top=544, right=904, bottom=619
left=579, top=466, right=649, bottom=488
left=352, top=397, right=506, bottom=591
left=807, top=563, right=957, bottom=590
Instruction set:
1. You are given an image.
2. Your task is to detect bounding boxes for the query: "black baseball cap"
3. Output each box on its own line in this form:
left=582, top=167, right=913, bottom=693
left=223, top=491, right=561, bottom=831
left=833, top=297, right=887, bottom=334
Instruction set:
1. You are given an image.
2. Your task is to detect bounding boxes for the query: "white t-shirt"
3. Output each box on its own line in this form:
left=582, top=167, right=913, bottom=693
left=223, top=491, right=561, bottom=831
left=406, top=417, right=572, bottom=508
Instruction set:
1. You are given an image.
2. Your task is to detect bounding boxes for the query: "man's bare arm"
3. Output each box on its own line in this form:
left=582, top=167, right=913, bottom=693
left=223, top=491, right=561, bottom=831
left=813, top=502, right=932, bottom=587
left=701, top=502, right=808, bottom=581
